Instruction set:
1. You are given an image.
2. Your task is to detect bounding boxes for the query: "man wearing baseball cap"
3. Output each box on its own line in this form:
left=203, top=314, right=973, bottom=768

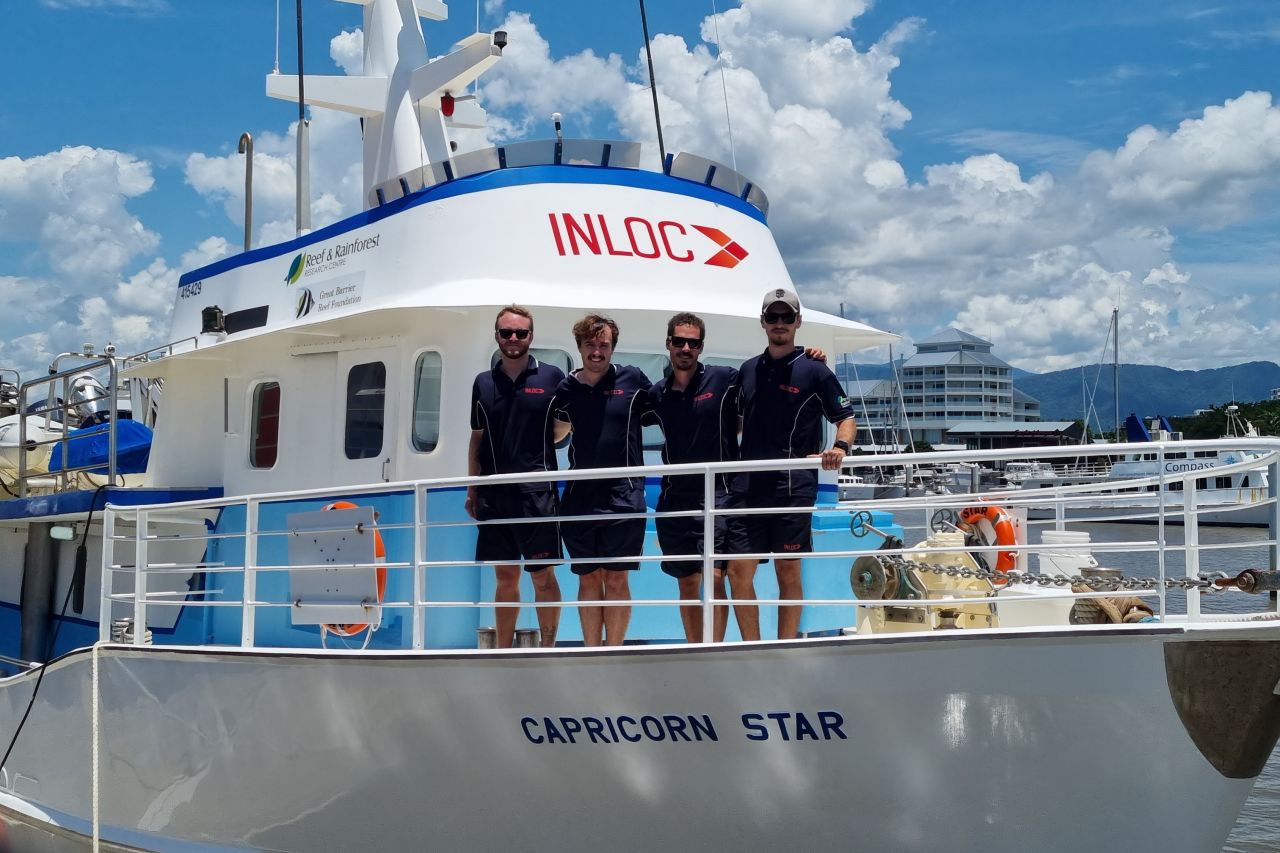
left=727, top=286, right=856, bottom=640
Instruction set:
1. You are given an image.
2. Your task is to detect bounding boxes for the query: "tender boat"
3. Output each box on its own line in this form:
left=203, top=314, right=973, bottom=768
left=0, top=3, right=1277, bottom=852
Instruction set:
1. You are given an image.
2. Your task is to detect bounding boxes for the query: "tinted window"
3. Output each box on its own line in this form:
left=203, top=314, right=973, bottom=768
left=345, top=362, right=386, bottom=459
left=412, top=352, right=443, bottom=452
left=250, top=381, right=281, bottom=468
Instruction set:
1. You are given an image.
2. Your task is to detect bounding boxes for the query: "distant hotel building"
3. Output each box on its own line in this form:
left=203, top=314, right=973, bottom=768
left=847, top=328, right=1063, bottom=447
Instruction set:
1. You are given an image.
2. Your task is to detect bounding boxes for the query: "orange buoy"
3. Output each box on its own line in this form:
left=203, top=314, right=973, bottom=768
left=958, top=504, right=1018, bottom=581
left=320, top=500, right=386, bottom=637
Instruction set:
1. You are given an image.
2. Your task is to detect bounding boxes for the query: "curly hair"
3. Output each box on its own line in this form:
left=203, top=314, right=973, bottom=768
left=572, top=313, right=619, bottom=347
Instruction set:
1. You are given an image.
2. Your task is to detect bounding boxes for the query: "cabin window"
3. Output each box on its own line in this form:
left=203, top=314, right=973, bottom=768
left=249, top=381, right=281, bottom=468
left=345, top=362, right=386, bottom=459
left=412, top=352, right=443, bottom=452
left=1215, top=476, right=1231, bottom=489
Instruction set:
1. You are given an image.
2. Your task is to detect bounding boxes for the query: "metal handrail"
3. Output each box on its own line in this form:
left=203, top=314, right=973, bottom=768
left=17, top=353, right=121, bottom=496
left=100, top=441, right=1280, bottom=650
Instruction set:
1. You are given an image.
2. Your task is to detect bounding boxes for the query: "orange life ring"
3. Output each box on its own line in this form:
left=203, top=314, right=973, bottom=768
left=958, top=504, right=1017, bottom=580
left=321, top=500, right=386, bottom=637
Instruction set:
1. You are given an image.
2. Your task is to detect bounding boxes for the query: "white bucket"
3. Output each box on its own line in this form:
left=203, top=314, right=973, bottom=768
left=1038, top=529, right=1096, bottom=578
left=1041, top=530, right=1091, bottom=546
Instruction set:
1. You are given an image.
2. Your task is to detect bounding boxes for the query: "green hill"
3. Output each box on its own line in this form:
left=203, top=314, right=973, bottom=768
left=1015, top=362, right=1280, bottom=430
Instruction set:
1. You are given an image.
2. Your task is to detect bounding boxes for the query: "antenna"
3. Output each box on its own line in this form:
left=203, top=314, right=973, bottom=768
left=709, top=0, right=739, bottom=190
left=552, top=112, right=563, bottom=141
left=637, top=0, right=667, bottom=163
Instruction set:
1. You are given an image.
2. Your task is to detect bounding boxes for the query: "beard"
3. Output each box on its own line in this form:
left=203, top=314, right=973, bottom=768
left=500, top=341, right=530, bottom=360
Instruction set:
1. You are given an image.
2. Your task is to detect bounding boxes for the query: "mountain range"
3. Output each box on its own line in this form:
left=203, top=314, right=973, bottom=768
left=839, top=361, right=1280, bottom=431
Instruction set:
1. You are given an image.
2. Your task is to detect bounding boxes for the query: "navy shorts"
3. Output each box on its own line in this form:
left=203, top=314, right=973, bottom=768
left=475, top=486, right=562, bottom=567
left=561, top=516, right=646, bottom=574
left=726, top=487, right=814, bottom=558
left=655, top=492, right=730, bottom=579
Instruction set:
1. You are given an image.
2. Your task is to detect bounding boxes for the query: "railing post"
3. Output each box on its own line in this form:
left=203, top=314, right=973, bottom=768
left=1184, top=477, right=1199, bottom=622
left=1156, top=446, right=1167, bottom=619
left=701, top=466, right=715, bottom=644
left=241, top=498, right=258, bottom=648
left=107, top=357, right=118, bottom=486
left=99, top=507, right=115, bottom=642
left=413, top=485, right=427, bottom=650
left=1270, top=458, right=1279, bottom=615
left=133, top=509, right=148, bottom=644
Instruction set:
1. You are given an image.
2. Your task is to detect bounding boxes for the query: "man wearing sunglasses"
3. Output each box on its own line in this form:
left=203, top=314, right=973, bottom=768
left=466, top=305, right=564, bottom=648
left=551, top=314, right=654, bottom=646
left=648, top=312, right=735, bottom=643
left=727, top=287, right=856, bottom=641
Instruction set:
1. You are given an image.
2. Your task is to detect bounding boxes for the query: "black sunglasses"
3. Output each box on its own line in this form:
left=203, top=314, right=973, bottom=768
left=762, top=311, right=797, bottom=324
left=497, top=328, right=531, bottom=340
left=668, top=335, right=704, bottom=350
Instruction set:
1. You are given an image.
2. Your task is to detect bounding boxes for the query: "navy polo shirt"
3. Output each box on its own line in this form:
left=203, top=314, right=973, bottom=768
left=470, top=356, right=565, bottom=485
left=649, top=363, right=739, bottom=502
left=552, top=364, right=653, bottom=511
left=736, top=347, right=855, bottom=493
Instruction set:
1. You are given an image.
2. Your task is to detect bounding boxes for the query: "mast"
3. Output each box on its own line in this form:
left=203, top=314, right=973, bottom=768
left=267, top=0, right=505, bottom=206
left=1112, top=306, right=1120, bottom=443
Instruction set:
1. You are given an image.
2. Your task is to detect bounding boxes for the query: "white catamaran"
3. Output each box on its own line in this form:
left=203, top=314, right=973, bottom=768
left=1, top=3, right=1278, bottom=851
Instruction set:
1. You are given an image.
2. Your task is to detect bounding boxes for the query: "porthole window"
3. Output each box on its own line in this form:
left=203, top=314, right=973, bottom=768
left=412, top=352, right=443, bottom=452
left=345, top=362, right=386, bottom=459
left=249, top=381, right=281, bottom=468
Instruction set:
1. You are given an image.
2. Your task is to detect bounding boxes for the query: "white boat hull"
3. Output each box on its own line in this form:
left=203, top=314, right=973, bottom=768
left=0, top=624, right=1275, bottom=852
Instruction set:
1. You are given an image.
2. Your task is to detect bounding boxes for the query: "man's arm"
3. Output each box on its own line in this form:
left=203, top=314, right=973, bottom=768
left=553, top=420, right=572, bottom=443
left=818, top=417, right=856, bottom=471
left=465, top=429, right=484, bottom=519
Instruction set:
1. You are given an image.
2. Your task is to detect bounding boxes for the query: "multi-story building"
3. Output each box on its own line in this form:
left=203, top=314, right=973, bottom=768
left=847, top=328, right=1041, bottom=446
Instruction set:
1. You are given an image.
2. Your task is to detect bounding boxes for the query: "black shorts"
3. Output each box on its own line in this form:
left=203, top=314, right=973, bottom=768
left=561, top=516, right=646, bottom=574
left=655, top=492, right=730, bottom=579
left=475, top=486, right=562, bottom=567
left=726, top=488, right=814, bottom=558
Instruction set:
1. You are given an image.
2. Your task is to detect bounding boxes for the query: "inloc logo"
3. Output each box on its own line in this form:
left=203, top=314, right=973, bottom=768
left=548, top=213, right=749, bottom=269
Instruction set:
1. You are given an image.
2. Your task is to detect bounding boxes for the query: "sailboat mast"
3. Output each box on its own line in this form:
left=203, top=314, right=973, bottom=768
left=1112, top=306, right=1120, bottom=443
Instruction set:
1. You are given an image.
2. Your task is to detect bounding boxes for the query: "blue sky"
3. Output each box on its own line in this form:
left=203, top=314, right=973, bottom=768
left=2, top=0, right=1278, bottom=376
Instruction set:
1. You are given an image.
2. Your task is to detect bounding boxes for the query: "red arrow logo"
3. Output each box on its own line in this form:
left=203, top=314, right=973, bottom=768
left=692, top=225, right=750, bottom=268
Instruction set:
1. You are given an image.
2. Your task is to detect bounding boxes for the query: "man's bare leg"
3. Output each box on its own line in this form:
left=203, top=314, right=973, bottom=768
left=602, top=571, right=631, bottom=646
left=677, top=571, right=730, bottom=643
left=728, top=559, right=760, bottom=641
left=676, top=574, right=702, bottom=643
left=578, top=570, right=605, bottom=646
left=712, top=570, right=729, bottom=643
left=776, top=558, right=803, bottom=640
left=494, top=564, right=521, bottom=648
left=529, top=565, right=561, bottom=647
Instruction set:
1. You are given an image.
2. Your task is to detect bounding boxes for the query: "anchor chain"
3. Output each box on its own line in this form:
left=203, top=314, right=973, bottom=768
left=877, top=553, right=1232, bottom=593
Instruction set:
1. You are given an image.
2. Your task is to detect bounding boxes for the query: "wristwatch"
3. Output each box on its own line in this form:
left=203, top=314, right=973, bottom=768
left=832, top=440, right=850, bottom=453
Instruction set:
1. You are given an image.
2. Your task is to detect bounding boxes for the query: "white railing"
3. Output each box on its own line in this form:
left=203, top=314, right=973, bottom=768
left=100, top=438, right=1280, bottom=650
